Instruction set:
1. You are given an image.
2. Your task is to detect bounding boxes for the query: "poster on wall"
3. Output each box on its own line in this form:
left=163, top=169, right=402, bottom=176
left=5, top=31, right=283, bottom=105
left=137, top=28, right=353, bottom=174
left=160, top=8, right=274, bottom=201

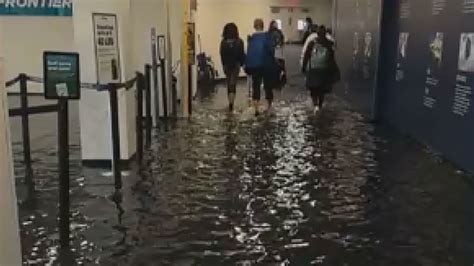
left=453, top=33, right=474, bottom=116
left=431, top=0, right=447, bottom=15
left=463, top=0, right=474, bottom=14
left=0, top=0, right=72, bottom=16
left=92, top=13, right=121, bottom=85
left=362, top=32, right=374, bottom=79
left=424, top=32, right=444, bottom=108
left=396, top=32, right=409, bottom=81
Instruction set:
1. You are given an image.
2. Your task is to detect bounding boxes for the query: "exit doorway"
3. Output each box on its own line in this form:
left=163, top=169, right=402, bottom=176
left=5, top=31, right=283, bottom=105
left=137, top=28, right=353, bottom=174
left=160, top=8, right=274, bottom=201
left=270, top=6, right=313, bottom=43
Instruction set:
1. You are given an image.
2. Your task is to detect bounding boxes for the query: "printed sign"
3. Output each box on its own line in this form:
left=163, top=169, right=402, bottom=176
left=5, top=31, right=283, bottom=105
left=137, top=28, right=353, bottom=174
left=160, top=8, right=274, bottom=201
left=158, top=35, right=166, bottom=61
left=43, top=52, right=80, bottom=100
left=187, top=23, right=196, bottom=65
left=0, top=0, right=72, bottom=16
left=93, top=13, right=121, bottom=84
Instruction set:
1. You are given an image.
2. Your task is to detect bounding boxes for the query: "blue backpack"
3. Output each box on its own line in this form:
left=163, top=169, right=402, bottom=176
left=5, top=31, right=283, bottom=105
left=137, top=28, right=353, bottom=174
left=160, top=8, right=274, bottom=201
left=245, top=32, right=271, bottom=71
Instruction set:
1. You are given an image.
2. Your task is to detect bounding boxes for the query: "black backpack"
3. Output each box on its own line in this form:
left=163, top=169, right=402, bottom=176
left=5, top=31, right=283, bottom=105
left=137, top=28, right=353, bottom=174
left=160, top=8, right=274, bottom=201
left=221, top=39, right=242, bottom=65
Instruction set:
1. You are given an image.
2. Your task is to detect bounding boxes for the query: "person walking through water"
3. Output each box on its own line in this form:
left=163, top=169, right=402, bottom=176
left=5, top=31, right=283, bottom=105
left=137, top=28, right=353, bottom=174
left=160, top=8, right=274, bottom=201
left=300, top=24, right=336, bottom=67
left=268, top=20, right=287, bottom=92
left=220, top=23, right=245, bottom=111
left=245, top=18, right=275, bottom=116
left=302, top=17, right=314, bottom=44
left=302, top=26, right=340, bottom=114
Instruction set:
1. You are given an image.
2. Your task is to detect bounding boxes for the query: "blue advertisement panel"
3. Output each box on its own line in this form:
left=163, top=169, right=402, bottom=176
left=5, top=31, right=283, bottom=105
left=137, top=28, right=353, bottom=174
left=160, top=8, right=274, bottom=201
left=334, top=0, right=382, bottom=117
left=378, top=0, right=474, bottom=173
left=0, top=0, right=72, bottom=16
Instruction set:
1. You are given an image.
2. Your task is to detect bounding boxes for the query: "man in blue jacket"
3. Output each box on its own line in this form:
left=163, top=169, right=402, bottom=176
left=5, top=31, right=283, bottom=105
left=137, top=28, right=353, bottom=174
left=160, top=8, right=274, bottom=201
left=245, top=18, right=275, bottom=115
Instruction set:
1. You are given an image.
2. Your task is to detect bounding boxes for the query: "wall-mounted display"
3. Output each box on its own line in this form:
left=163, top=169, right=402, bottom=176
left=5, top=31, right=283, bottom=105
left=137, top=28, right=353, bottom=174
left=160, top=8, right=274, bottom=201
left=458, top=33, right=474, bottom=72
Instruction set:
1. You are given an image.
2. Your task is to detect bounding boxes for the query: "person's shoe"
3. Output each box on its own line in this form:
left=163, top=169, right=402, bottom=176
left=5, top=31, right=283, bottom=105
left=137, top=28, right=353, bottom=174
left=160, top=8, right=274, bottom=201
left=255, top=106, right=260, bottom=116
left=313, top=106, right=320, bottom=114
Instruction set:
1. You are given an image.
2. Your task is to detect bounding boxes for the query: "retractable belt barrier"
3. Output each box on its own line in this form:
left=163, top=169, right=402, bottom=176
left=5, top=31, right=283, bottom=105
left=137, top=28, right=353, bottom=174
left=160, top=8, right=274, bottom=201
left=4, top=71, right=152, bottom=250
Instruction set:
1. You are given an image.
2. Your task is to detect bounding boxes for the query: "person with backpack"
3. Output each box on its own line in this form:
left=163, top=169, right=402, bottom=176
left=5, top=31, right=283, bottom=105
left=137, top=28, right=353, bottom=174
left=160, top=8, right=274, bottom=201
left=300, top=25, right=336, bottom=67
left=245, top=18, right=276, bottom=115
left=220, top=23, right=245, bottom=111
left=268, top=20, right=287, bottom=91
left=302, top=26, right=340, bottom=114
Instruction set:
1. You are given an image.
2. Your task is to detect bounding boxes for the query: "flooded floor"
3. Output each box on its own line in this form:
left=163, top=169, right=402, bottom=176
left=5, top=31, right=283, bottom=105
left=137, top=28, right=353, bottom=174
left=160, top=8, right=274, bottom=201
left=10, top=46, right=474, bottom=265
left=12, top=84, right=474, bottom=265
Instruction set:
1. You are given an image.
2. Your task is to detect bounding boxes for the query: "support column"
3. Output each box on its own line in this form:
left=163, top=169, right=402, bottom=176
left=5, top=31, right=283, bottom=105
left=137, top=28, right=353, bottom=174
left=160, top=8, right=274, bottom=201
left=0, top=23, right=22, bottom=266
left=181, top=0, right=190, bottom=117
left=73, top=0, right=136, bottom=162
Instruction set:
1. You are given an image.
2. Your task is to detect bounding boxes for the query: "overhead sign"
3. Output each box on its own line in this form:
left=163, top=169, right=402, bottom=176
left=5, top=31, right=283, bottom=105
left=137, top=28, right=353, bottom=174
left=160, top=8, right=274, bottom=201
left=92, top=13, right=121, bottom=84
left=0, top=0, right=73, bottom=16
left=43, top=51, right=80, bottom=100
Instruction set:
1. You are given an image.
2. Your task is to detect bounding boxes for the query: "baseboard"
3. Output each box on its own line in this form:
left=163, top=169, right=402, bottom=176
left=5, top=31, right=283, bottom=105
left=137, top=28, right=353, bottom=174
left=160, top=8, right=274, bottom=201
left=82, top=154, right=136, bottom=169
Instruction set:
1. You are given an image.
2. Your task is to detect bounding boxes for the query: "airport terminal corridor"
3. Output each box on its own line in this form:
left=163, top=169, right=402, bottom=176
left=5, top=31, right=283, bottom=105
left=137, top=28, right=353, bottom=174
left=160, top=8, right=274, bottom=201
left=2, top=0, right=474, bottom=265
left=12, top=45, right=474, bottom=266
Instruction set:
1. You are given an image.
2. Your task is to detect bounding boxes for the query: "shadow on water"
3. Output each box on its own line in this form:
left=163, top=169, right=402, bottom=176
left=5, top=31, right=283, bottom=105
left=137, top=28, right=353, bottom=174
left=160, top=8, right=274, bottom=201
left=13, top=87, right=474, bottom=265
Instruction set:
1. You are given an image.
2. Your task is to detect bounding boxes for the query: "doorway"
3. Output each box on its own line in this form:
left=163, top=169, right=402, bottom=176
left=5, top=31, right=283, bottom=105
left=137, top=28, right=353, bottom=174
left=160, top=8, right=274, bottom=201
left=270, top=6, right=313, bottom=43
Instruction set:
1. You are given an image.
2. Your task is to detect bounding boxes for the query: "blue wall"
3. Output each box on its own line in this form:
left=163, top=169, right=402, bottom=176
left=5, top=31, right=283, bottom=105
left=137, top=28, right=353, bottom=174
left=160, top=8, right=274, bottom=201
left=336, top=0, right=474, bottom=173
left=378, top=0, right=474, bottom=173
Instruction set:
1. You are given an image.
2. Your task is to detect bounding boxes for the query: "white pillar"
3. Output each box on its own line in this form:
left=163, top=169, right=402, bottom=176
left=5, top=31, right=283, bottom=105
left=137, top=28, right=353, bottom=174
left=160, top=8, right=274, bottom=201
left=129, top=0, right=167, bottom=120
left=73, top=0, right=136, bottom=161
left=0, top=22, right=22, bottom=266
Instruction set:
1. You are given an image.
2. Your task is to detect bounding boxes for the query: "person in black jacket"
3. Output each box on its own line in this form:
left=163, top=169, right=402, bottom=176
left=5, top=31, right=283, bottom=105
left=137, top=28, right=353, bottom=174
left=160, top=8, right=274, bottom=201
left=302, top=26, right=340, bottom=114
left=220, top=23, right=245, bottom=111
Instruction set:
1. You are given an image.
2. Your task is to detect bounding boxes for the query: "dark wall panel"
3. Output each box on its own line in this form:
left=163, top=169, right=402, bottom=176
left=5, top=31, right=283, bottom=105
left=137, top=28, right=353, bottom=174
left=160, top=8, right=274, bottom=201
left=334, top=0, right=382, bottom=117
left=379, top=0, right=474, bottom=173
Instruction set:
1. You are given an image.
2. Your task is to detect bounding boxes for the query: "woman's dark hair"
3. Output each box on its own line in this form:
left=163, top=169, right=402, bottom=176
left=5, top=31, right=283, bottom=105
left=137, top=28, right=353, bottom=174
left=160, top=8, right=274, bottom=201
left=269, top=20, right=278, bottom=31
left=222, top=23, right=239, bottom=40
left=317, top=25, right=328, bottom=40
left=305, top=17, right=313, bottom=25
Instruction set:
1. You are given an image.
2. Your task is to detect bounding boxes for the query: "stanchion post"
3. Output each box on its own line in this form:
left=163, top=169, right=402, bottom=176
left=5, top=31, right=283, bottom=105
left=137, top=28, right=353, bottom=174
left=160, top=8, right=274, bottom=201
left=188, top=64, right=193, bottom=116
left=171, top=74, right=178, bottom=118
left=160, top=60, right=168, bottom=119
left=57, top=99, right=70, bottom=250
left=151, top=30, right=160, bottom=125
left=108, top=86, right=122, bottom=190
left=158, top=35, right=168, bottom=119
left=145, top=65, right=152, bottom=148
left=136, top=73, right=144, bottom=164
left=19, top=73, right=34, bottom=192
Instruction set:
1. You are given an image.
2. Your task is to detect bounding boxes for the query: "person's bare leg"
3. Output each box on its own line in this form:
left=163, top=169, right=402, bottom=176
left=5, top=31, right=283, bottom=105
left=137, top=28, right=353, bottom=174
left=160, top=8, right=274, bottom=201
left=228, top=93, right=235, bottom=111
left=253, top=100, right=260, bottom=115
left=310, top=88, right=320, bottom=113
